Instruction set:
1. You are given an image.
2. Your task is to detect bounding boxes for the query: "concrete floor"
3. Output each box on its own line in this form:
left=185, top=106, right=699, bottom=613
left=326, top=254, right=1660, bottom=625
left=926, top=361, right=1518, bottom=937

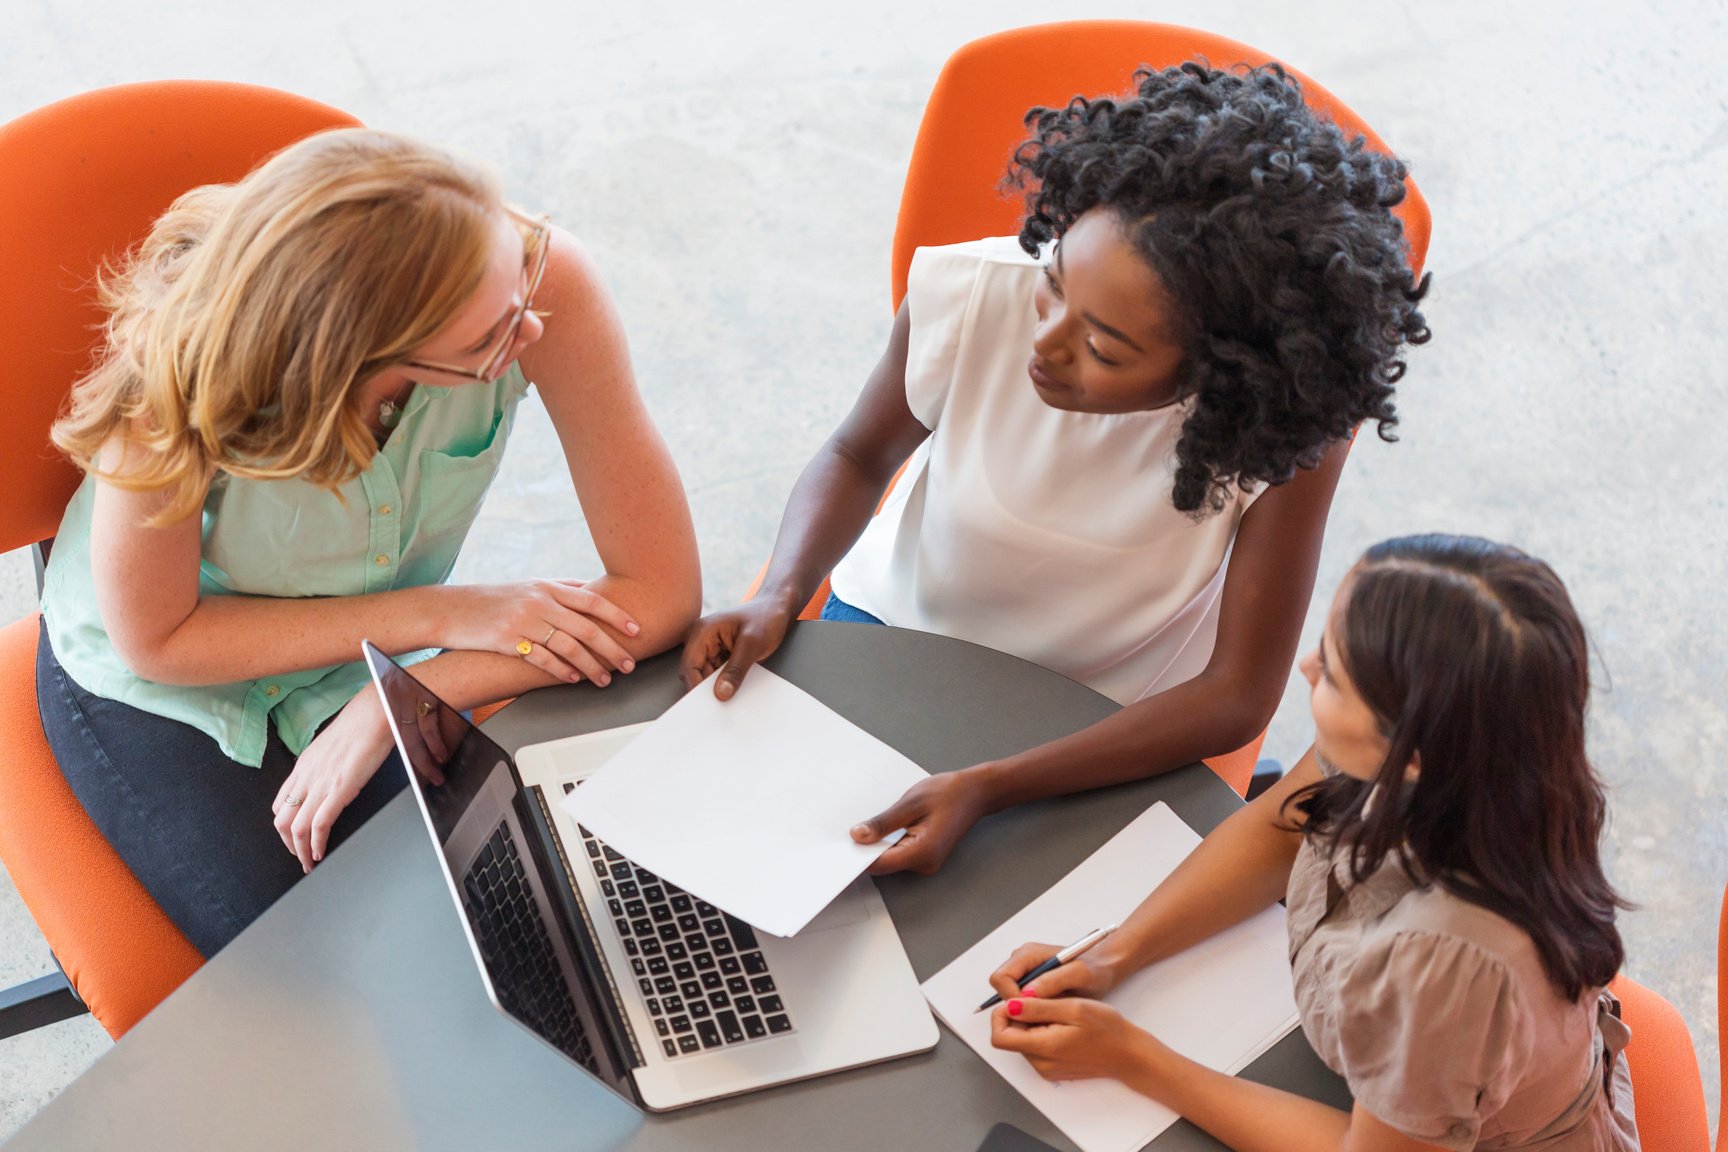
left=2, top=0, right=1723, bottom=1142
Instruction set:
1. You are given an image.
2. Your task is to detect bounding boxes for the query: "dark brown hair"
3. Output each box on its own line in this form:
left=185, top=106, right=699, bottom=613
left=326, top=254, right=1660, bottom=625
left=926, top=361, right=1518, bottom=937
left=1287, top=534, right=1627, bottom=1000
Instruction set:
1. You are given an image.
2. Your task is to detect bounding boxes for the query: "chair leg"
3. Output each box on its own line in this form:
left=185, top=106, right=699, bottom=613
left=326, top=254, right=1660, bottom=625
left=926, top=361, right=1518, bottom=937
left=31, top=539, right=52, bottom=599
left=0, top=962, right=88, bottom=1039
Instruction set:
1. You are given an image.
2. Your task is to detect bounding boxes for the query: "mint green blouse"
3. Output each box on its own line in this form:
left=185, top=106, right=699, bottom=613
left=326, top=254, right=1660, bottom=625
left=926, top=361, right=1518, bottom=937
left=40, top=365, right=531, bottom=767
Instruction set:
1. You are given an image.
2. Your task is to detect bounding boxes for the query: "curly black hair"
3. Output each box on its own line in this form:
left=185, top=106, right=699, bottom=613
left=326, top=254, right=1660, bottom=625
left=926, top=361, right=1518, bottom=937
left=1012, top=62, right=1430, bottom=515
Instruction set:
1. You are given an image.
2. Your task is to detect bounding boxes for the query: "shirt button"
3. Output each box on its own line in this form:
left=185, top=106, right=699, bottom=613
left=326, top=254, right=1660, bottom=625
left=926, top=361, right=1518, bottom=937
left=379, top=504, right=393, bottom=516
left=264, top=684, right=280, bottom=698
left=374, top=554, right=389, bottom=566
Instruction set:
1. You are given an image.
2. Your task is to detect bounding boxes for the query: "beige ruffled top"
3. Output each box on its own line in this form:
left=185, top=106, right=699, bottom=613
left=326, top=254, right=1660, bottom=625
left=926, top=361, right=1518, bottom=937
left=1286, top=835, right=1641, bottom=1150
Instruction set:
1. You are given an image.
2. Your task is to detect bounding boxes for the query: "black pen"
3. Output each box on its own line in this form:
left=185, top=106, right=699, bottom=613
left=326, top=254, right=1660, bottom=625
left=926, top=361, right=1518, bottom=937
left=975, top=924, right=1119, bottom=1013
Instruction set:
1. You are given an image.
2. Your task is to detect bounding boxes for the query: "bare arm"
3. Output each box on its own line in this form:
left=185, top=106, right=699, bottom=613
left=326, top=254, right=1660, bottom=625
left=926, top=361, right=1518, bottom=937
left=88, top=452, right=642, bottom=689
left=271, top=643, right=568, bottom=872
left=855, top=441, right=1347, bottom=875
left=679, top=301, right=930, bottom=695
left=86, top=455, right=504, bottom=683
left=995, top=994, right=1451, bottom=1152
left=519, top=227, right=702, bottom=659
left=995, top=994, right=1445, bottom=1152
left=1103, top=752, right=1317, bottom=970
left=993, top=995, right=1445, bottom=1152
left=981, top=441, right=1347, bottom=808
left=751, top=301, right=927, bottom=618
left=991, top=753, right=1318, bottom=1003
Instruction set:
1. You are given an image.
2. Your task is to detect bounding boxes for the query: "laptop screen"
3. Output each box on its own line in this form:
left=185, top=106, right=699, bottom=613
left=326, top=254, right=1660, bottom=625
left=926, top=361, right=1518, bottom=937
left=363, top=643, right=637, bottom=1100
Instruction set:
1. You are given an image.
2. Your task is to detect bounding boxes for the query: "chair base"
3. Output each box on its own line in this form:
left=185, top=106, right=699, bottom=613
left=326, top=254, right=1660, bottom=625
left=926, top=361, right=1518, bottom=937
left=0, top=968, right=88, bottom=1039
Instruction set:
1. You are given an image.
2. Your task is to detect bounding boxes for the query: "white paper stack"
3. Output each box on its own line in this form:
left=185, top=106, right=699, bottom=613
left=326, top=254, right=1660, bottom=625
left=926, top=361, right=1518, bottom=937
left=921, top=802, right=1299, bottom=1152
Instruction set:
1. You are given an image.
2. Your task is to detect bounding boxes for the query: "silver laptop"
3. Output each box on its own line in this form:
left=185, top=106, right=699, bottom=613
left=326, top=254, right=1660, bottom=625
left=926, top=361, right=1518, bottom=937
left=363, top=642, right=937, bottom=1111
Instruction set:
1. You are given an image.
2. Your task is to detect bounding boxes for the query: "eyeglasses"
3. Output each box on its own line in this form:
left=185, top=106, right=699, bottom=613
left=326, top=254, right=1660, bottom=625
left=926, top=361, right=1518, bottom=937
left=400, top=208, right=552, bottom=384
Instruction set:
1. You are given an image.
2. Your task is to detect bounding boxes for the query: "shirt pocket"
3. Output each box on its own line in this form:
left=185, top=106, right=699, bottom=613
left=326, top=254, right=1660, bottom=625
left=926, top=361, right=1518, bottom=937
left=410, top=429, right=509, bottom=554
left=399, top=373, right=524, bottom=568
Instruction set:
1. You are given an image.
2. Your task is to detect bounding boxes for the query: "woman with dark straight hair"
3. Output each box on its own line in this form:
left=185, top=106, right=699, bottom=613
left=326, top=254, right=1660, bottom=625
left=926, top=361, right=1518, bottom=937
left=986, top=534, right=1639, bottom=1151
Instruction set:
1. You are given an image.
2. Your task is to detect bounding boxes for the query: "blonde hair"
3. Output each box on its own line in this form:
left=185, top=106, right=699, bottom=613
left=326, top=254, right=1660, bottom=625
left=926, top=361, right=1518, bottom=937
left=53, top=128, right=505, bottom=522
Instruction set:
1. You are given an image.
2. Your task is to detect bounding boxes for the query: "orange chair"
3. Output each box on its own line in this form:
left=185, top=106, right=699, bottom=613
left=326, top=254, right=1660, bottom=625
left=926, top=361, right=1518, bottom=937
left=755, top=22, right=1430, bottom=795
left=0, top=81, right=359, bottom=1039
left=1609, top=972, right=1710, bottom=1151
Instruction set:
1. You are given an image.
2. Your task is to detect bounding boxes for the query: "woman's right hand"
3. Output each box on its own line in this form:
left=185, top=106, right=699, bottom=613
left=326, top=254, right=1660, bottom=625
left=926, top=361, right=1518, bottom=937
left=272, top=688, right=398, bottom=873
left=444, top=580, right=641, bottom=685
left=679, top=598, right=798, bottom=700
left=988, top=939, right=1128, bottom=1003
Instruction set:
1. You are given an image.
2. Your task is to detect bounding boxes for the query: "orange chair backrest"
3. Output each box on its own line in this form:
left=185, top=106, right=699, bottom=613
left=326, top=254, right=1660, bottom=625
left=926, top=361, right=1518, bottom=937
left=891, top=21, right=1430, bottom=311
left=0, top=81, right=360, bottom=556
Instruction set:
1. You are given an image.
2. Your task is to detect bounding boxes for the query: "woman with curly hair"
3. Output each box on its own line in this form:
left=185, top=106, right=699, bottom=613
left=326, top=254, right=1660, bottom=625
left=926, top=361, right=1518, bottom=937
left=681, top=62, right=1430, bottom=875
left=987, top=535, right=1638, bottom=1151
left=39, top=129, right=700, bottom=955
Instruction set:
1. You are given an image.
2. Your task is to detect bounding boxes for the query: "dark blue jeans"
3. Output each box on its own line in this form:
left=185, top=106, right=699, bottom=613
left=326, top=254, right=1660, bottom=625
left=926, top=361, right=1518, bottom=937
left=819, top=591, right=886, bottom=625
left=35, top=617, right=406, bottom=958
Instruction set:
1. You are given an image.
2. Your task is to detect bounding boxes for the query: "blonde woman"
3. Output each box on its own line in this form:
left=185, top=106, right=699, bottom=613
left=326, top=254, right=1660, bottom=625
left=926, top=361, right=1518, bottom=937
left=38, top=129, right=700, bottom=957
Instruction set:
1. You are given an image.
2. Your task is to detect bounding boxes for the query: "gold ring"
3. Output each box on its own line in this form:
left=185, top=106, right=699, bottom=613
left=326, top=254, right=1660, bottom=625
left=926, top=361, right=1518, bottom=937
left=515, top=639, right=534, bottom=656
left=542, top=626, right=558, bottom=646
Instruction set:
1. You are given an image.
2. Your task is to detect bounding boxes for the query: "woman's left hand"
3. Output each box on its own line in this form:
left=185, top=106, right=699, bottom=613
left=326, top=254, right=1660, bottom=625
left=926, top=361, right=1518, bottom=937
left=272, top=689, right=397, bottom=873
left=850, top=768, right=994, bottom=876
left=989, top=993, right=1166, bottom=1085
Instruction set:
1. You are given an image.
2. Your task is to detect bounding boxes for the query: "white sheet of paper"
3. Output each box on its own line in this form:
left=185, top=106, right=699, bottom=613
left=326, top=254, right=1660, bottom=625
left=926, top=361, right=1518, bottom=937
left=556, top=667, right=927, bottom=938
left=922, top=802, right=1300, bottom=1152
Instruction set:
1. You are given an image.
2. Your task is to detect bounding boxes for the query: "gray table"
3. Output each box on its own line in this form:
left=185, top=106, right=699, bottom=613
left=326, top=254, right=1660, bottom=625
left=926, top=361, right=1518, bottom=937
left=6, top=622, right=1347, bottom=1151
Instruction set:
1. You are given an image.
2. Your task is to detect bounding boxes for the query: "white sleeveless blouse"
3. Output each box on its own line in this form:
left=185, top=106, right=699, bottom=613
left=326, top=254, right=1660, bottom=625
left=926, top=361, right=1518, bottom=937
left=829, top=237, right=1260, bottom=706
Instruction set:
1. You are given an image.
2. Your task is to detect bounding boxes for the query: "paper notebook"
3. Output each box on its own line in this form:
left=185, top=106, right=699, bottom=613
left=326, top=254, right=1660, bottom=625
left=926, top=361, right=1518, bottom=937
left=922, top=802, right=1299, bottom=1152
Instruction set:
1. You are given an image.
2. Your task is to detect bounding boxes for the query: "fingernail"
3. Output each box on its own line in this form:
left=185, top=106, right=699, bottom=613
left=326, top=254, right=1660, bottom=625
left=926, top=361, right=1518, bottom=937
left=1007, top=1000, right=1023, bottom=1017
left=626, top=622, right=640, bottom=636
left=1023, top=989, right=1038, bottom=998
left=622, top=659, right=635, bottom=673
left=598, top=674, right=611, bottom=687
left=851, top=824, right=871, bottom=840
left=569, top=673, right=581, bottom=683
left=717, top=684, right=733, bottom=700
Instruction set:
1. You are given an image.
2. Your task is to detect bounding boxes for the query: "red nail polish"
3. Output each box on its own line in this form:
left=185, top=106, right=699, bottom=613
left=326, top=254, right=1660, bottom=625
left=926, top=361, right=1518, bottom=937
left=1023, top=989, right=1038, bottom=998
left=1007, top=1000, right=1023, bottom=1017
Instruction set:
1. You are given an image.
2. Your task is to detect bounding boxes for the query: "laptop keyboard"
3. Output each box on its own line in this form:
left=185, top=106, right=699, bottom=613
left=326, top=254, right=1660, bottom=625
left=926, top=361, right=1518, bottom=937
left=462, top=822, right=599, bottom=1074
left=568, top=804, right=796, bottom=1061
